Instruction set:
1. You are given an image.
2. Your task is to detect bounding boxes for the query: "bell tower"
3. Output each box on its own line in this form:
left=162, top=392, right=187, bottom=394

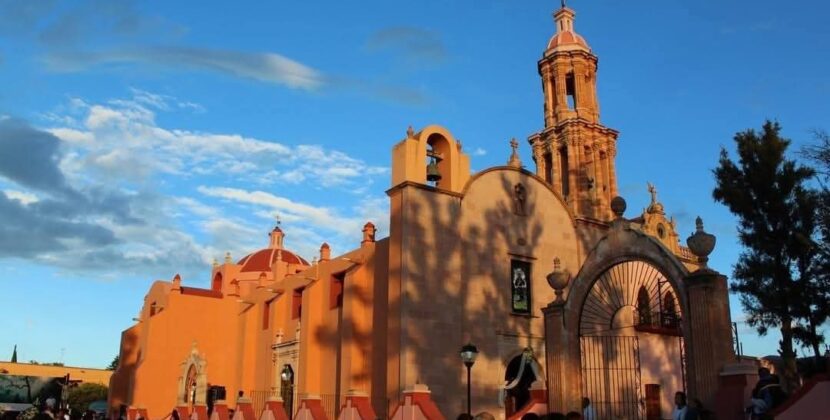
left=529, top=3, right=619, bottom=220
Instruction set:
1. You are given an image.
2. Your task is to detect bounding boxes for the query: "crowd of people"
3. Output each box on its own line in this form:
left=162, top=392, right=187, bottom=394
left=24, top=398, right=106, bottom=420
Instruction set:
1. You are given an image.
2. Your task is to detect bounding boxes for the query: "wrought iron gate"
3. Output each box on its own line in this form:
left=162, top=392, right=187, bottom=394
left=580, top=336, right=643, bottom=420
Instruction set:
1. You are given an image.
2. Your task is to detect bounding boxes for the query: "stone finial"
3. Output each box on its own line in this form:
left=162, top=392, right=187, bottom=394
left=546, top=257, right=570, bottom=302
left=258, top=272, right=267, bottom=289
left=406, top=125, right=415, bottom=138
left=362, top=222, right=376, bottom=244
left=224, top=252, right=232, bottom=264
left=646, top=182, right=665, bottom=214
left=686, top=216, right=716, bottom=267
left=507, top=138, right=522, bottom=168
left=172, top=274, right=182, bottom=290
left=212, top=258, right=219, bottom=268
left=319, top=243, right=331, bottom=261
left=610, top=196, right=627, bottom=218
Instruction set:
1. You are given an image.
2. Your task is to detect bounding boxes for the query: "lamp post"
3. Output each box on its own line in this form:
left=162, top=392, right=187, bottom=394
left=459, top=343, right=478, bottom=418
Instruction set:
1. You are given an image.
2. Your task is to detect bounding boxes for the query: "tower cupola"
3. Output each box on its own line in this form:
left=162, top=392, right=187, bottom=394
left=546, top=7, right=590, bottom=54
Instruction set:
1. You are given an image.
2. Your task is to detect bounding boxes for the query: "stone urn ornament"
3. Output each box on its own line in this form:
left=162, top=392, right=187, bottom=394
left=686, top=216, right=716, bottom=267
left=546, top=257, right=570, bottom=302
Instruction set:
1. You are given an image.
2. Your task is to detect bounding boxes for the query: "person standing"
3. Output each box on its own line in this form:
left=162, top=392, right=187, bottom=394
left=672, top=392, right=697, bottom=420
left=581, top=398, right=595, bottom=420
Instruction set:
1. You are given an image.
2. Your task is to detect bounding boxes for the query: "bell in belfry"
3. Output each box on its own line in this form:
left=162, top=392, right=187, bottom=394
left=426, top=158, right=442, bottom=182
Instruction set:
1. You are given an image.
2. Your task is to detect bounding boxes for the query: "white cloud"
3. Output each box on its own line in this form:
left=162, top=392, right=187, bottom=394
left=3, top=189, right=39, bottom=205
left=473, top=147, right=487, bottom=156
left=196, top=186, right=388, bottom=257
left=45, top=91, right=386, bottom=187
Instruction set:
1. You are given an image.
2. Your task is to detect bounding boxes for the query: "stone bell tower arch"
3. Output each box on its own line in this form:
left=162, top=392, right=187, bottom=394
left=177, top=342, right=208, bottom=406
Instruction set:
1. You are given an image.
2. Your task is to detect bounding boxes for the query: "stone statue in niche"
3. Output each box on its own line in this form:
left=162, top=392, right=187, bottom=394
left=513, top=183, right=527, bottom=216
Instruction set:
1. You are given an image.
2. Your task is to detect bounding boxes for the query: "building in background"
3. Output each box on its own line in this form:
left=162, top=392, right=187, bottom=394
left=109, top=4, right=739, bottom=420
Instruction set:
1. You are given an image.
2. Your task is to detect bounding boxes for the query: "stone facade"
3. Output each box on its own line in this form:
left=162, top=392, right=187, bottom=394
left=109, top=4, right=738, bottom=420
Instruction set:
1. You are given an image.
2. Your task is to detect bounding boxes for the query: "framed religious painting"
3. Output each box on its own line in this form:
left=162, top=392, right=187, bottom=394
left=511, top=259, right=532, bottom=314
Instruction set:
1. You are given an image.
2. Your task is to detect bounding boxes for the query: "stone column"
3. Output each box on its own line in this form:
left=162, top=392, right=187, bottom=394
left=542, top=302, right=580, bottom=413
left=683, top=268, right=735, bottom=406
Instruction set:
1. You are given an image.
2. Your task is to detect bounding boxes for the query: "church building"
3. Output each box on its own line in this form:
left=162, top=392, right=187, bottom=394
left=109, top=4, right=738, bottom=420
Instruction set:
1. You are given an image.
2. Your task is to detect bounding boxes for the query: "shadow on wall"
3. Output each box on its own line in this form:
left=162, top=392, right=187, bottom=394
left=312, top=170, right=548, bottom=419
left=109, top=329, right=139, bottom=418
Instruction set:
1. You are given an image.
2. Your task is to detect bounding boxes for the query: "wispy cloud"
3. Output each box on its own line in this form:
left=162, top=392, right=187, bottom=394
left=45, top=47, right=325, bottom=90
left=366, top=26, right=448, bottom=63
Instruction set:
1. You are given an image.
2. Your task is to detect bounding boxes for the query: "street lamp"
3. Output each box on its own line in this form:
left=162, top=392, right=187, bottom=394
left=459, top=343, right=478, bottom=417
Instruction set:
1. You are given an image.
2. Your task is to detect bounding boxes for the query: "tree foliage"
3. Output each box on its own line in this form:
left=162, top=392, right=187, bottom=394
left=106, top=355, right=119, bottom=371
left=67, top=383, right=108, bottom=413
left=713, top=121, right=822, bottom=390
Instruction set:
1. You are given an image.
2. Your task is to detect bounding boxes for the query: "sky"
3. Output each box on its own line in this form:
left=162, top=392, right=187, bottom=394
left=0, top=0, right=828, bottom=369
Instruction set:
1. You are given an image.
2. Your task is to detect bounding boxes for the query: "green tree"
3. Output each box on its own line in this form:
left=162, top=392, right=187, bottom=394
left=797, top=129, right=830, bottom=364
left=67, top=383, right=108, bottom=413
left=106, top=355, right=119, bottom=371
left=713, top=121, right=819, bottom=391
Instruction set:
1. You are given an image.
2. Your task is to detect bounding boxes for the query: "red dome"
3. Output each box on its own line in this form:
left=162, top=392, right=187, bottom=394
left=237, top=248, right=309, bottom=272
left=547, top=31, right=590, bottom=52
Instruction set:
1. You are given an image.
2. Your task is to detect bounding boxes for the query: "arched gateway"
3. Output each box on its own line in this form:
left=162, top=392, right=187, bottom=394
left=543, top=210, right=735, bottom=418
left=578, top=260, right=685, bottom=418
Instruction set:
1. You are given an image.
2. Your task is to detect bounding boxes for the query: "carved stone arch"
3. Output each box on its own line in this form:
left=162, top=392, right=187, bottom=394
left=177, top=342, right=208, bottom=405
left=564, top=225, right=690, bottom=328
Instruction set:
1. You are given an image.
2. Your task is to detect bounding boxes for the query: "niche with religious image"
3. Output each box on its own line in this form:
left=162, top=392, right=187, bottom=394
left=510, top=259, right=532, bottom=314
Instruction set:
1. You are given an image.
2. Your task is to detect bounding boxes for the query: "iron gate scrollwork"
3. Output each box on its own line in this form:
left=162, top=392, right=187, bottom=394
left=580, top=336, right=643, bottom=420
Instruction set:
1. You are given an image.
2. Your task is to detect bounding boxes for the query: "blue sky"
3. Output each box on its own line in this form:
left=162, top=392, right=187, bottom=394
left=0, top=0, right=828, bottom=368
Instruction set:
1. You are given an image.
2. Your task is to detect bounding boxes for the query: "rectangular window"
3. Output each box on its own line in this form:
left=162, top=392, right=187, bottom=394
left=510, top=260, right=532, bottom=314
left=330, top=273, right=344, bottom=309
left=263, top=299, right=272, bottom=330
left=291, top=288, right=304, bottom=320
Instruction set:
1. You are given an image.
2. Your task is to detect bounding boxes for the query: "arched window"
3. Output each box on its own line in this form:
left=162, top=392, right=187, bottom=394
left=212, top=273, right=222, bottom=292
left=637, top=287, right=651, bottom=326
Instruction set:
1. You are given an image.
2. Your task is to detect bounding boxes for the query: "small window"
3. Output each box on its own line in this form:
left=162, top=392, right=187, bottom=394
left=291, top=288, right=304, bottom=320
left=212, top=273, right=222, bottom=292
left=263, top=299, right=272, bottom=330
left=150, top=302, right=157, bottom=316
left=511, top=260, right=532, bottom=314
left=330, top=273, right=344, bottom=309
left=657, top=224, right=666, bottom=239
